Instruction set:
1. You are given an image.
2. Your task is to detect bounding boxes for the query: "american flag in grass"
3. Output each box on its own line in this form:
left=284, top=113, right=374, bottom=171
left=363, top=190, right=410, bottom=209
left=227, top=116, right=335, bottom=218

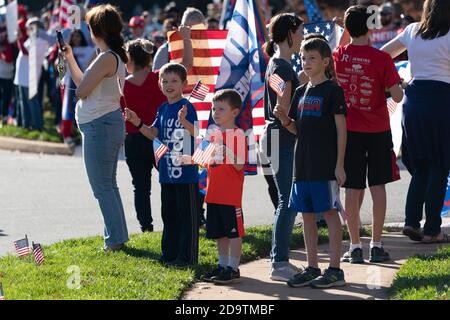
left=32, top=242, right=45, bottom=266
left=14, top=236, right=30, bottom=257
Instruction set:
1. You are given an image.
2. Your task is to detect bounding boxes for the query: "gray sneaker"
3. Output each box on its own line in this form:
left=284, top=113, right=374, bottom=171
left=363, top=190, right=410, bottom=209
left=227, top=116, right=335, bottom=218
left=341, top=248, right=364, bottom=264
left=269, top=264, right=301, bottom=282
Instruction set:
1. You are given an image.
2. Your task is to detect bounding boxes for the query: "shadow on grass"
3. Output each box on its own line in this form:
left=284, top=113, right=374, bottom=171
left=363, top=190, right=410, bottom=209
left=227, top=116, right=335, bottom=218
left=122, top=246, right=161, bottom=261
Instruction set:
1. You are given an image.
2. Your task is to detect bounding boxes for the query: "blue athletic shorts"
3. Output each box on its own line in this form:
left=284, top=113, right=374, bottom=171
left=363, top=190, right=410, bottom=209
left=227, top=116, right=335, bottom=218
left=289, top=180, right=342, bottom=214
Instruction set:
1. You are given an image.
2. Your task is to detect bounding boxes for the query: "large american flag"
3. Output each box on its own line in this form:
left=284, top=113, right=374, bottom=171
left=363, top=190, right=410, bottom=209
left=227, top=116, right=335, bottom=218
left=292, top=21, right=344, bottom=78
left=32, top=242, right=45, bottom=266
left=168, top=30, right=228, bottom=136
left=59, top=0, right=74, bottom=29
left=13, top=236, right=30, bottom=257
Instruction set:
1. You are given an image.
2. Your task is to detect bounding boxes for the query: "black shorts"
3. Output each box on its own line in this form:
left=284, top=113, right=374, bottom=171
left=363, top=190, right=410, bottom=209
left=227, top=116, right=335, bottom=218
left=343, top=131, right=400, bottom=189
left=206, top=203, right=245, bottom=239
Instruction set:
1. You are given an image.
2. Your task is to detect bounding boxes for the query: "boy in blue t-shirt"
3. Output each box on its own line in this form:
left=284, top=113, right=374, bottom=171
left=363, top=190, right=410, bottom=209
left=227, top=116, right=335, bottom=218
left=125, top=63, right=199, bottom=267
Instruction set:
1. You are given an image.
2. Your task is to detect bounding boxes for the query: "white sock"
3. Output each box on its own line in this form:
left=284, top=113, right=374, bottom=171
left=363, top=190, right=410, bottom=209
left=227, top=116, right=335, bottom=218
left=350, top=243, right=362, bottom=252
left=228, top=256, right=240, bottom=271
left=370, top=241, right=382, bottom=249
left=218, top=255, right=228, bottom=267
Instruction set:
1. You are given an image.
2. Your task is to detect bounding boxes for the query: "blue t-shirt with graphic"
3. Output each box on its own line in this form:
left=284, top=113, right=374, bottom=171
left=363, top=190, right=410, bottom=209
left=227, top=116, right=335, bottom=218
left=152, top=98, right=198, bottom=184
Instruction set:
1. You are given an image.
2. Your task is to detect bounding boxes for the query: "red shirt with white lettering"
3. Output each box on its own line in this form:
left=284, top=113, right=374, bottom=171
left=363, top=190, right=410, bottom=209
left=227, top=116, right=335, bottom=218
left=333, top=44, right=400, bottom=133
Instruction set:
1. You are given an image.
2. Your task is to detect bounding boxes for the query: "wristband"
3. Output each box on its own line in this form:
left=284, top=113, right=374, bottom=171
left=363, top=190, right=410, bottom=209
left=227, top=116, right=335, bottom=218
left=135, top=120, right=144, bottom=130
left=282, top=118, right=292, bottom=128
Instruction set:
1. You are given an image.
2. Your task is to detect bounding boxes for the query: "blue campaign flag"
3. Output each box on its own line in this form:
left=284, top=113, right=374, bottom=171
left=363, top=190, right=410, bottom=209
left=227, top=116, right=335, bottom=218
left=304, top=0, right=323, bottom=23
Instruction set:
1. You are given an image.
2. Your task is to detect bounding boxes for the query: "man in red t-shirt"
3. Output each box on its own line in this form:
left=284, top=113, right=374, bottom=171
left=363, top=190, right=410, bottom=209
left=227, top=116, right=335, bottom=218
left=333, top=5, right=404, bottom=264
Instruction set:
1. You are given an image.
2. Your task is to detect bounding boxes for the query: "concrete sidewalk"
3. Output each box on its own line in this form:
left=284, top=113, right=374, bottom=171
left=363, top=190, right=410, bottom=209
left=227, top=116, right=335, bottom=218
left=184, top=223, right=449, bottom=300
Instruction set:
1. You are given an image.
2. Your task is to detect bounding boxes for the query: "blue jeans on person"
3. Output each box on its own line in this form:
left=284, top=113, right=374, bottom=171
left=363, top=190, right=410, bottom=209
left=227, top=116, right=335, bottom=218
left=18, top=86, right=43, bottom=130
left=270, top=147, right=297, bottom=267
left=78, top=109, right=129, bottom=246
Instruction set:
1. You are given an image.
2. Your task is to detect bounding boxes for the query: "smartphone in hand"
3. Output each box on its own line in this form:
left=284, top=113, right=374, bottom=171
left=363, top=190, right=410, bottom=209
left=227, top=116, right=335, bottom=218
left=56, top=30, right=66, bottom=51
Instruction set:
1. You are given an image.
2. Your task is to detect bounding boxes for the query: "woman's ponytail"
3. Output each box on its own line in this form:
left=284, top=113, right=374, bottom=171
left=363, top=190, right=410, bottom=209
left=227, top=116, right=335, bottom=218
left=105, top=35, right=128, bottom=64
left=265, top=39, right=276, bottom=57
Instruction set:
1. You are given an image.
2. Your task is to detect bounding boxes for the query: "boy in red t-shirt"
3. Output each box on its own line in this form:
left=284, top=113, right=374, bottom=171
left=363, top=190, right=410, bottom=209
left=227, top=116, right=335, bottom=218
left=333, top=5, right=404, bottom=264
left=192, top=89, right=247, bottom=284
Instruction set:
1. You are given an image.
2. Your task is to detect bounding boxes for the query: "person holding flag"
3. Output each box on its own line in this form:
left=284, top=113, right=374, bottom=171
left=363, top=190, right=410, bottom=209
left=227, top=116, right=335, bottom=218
left=120, top=38, right=166, bottom=234
left=125, top=63, right=200, bottom=267
left=262, top=13, right=304, bottom=282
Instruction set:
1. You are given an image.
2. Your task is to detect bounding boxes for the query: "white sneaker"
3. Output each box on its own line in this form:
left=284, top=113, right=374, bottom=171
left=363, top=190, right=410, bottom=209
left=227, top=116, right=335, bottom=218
left=269, top=265, right=300, bottom=282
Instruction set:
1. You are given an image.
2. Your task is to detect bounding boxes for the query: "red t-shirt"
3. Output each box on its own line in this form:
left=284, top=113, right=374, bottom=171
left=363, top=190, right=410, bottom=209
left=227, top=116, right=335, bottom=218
left=205, top=129, right=248, bottom=208
left=333, top=44, right=400, bottom=133
left=120, top=71, right=166, bottom=134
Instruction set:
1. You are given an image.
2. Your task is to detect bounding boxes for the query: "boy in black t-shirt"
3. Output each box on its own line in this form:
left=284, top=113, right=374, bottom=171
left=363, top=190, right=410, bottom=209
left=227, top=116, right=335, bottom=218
left=275, top=38, right=347, bottom=288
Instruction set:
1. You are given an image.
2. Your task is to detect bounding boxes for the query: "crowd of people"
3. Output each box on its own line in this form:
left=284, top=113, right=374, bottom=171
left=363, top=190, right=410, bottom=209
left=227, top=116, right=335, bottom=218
left=1, top=0, right=449, bottom=288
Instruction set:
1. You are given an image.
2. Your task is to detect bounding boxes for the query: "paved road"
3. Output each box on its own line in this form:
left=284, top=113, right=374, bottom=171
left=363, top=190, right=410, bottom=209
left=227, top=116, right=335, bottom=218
left=0, top=147, right=411, bottom=256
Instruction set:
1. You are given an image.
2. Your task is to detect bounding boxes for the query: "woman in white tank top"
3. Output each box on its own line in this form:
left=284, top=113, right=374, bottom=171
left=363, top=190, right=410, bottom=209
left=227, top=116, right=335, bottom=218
left=63, top=4, right=130, bottom=251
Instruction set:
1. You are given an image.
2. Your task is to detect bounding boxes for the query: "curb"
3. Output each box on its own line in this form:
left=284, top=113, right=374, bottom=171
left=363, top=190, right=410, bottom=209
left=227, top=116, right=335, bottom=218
left=0, top=136, right=74, bottom=156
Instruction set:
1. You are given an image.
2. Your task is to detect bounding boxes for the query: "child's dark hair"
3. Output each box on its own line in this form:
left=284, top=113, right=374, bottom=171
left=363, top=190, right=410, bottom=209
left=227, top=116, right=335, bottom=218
left=213, top=89, right=242, bottom=111
left=344, top=5, right=372, bottom=38
left=159, top=62, right=187, bottom=82
left=126, top=39, right=154, bottom=69
left=301, top=38, right=336, bottom=80
left=265, top=13, right=303, bottom=57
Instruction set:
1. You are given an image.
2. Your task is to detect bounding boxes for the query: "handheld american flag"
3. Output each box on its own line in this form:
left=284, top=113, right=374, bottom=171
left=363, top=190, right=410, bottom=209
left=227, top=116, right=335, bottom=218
left=192, top=139, right=216, bottom=167
left=14, top=235, right=30, bottom=257
left=387, top=98, right=398, bottom=116
left=59, top=0, right=74, bottom=29
left=190, top=81, right=210, bottom=102
left=0, top=283, right=4, bottom=300
left=153, top=139, right=170, bottom=168
left=269, top=74, right=286, bottom=97
left=32, top=242, right=45, bottom=266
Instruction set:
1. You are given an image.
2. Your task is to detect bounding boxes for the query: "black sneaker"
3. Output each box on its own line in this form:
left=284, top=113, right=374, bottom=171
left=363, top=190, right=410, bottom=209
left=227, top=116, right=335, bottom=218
left=310, top=268, right=346, bottom=288
left=201, top=265, right=226, bottom=282
left=341, top=248, right=364, bottom=264
left=369, top=246, right=390, bottom=262
left=211, top=267, right=241, bottom=284
left=287, top=267, right=321, bottom=287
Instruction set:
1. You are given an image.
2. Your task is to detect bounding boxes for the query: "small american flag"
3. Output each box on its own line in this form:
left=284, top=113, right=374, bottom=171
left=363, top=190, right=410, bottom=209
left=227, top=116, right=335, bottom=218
left=153, top=139, right=170, bottom=168
left=14, top=236, right=30, bottom=257
left=0, top=283, right=4, bottom=300
left=269, top=74, right=286, bottom=97
left=192, top=139, right=216, bottom=167
left=32, top=242, right=45, bottom=266
left=190, top=81, right=210, bottom=102
left=387, top=98, right=398, bottom=116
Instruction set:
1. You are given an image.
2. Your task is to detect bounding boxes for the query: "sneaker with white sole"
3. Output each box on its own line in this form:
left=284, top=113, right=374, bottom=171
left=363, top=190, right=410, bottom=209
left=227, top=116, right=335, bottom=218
left=269, top=264, right=301, bottom=282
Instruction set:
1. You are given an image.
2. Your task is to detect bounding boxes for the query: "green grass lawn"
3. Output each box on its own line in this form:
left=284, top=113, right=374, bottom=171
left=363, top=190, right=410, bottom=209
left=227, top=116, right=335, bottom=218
left=0, top=111, right=80, bottom=144
left=0, top=226, right=358, bottom=300
left=389, top=246, right=450, bottom=300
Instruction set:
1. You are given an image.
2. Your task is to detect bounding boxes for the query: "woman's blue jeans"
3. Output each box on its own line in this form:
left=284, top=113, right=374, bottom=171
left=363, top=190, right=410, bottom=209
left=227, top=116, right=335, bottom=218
left=270, top=147, right=297, bottom=267
left=78, top=109, right=129, bottom=246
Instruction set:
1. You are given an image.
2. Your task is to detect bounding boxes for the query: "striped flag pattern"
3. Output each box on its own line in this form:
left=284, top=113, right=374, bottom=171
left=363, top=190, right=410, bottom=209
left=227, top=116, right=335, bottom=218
left=0, top=283, right=4, bottom=300
left=13, top=236, right=30, bottom=257
left=269, top=74, right=286, bottom=97
left=387, top=98, right=398, bottom=116
left=32, top=242, right=45, bottom=266
left=192, top=139, right=216, bottom=167
left=190, top=81, right=210, bottom=101
left=153, top=139, right=170, bottom=168
left=59, top=0, right=74, bottom=29
left=168, top=30, right=228, bottom=135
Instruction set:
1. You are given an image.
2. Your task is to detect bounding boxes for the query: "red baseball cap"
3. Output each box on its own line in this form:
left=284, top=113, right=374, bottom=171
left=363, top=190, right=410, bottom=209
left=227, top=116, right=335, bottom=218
left=128, top=16, right=145, bottom=28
